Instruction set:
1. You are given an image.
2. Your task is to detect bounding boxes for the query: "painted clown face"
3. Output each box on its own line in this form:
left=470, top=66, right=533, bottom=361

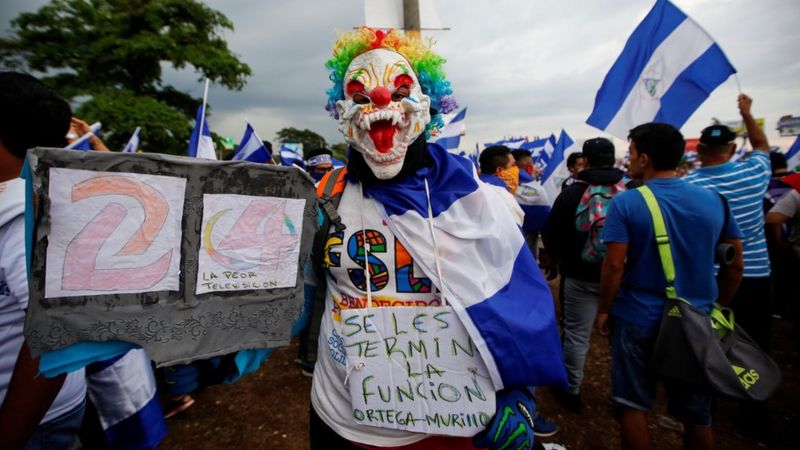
left=335, top=49, right=431, bottom=179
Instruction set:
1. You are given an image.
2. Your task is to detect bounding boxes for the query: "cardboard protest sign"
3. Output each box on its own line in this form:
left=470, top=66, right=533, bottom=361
left=24, top=148, right=318, bottom=366
left=340, top=306, right=496, bottom=437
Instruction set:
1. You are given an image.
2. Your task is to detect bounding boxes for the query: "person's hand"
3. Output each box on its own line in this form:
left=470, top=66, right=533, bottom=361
left=738, top=94, right=753, bottom=117
left=595, top=312, right=610, bottom=337
left=538, top=251, right=558, bottom=281
left=473, top=388, right=536, bottom=450
left=70, top=117, right=93, bottom=137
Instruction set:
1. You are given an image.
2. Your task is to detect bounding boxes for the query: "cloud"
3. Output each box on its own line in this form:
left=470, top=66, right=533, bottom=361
left=3, top=0, right=798, bottom=150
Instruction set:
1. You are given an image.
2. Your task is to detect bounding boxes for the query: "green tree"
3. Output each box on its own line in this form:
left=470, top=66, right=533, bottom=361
left=331, top=142, right=348, bottom=162
left=0, top=0, right=251, bottom=154
left=275, top=127, right=327, bottom=155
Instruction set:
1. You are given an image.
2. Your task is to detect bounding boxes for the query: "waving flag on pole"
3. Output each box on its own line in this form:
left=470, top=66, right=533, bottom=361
left=188, top=105, right=217, bottom=159
left=122, top=127, right=141, bottom=153
left=232, top=122, right=272, bottom=163
left=587, top=0, right=736, bottom=138
left=280, top=143, right=304, bottom=168
left=541, top=130, right=579, bottom=204
left=362, top=144, right=566, bottom=389
left=65, top=122, right=102, bottom=151
left=430, top=107, right=467, bottom=152
left=787, top=135, right=800, bottom=171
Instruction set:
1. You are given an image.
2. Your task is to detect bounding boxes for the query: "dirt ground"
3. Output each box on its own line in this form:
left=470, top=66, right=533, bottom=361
left=160, top=279, right=799, bottom=450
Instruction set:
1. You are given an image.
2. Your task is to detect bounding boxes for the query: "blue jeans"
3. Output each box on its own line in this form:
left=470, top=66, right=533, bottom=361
left=24, top=400, right=85, bottom=450
left=611, top=318, right=712, bottom=427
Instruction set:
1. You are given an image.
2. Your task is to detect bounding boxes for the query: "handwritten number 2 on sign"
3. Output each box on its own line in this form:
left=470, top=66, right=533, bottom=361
left=62, top=176, right=172, bottom=291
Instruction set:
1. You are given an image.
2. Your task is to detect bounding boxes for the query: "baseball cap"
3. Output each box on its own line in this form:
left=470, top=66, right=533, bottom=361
left=582, top=137, right=615, bottom=158
left=700, top=125, right=736, bottom=146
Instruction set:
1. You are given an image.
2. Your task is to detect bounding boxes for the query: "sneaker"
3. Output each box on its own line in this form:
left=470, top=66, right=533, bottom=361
left=551, top=387, right=581, bottom=413
left=301, top=361, right=315, bottom=378
left=533, top=415, right=558, bottom=437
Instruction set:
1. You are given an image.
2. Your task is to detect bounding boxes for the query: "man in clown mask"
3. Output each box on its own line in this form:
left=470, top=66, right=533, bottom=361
left=310, top=28, right=565, bottom=450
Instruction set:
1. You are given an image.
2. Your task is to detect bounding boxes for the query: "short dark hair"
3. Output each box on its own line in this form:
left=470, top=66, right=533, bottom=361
left=770, top=151, right=787, bottom=171
left=628, top=123, right=685, bottom=171
left=566, top=152, right=585, bottom=169
left=305, top=146, right=332, bottom=160
left=0, top=72, right=71, bottom=159
left=511, top=149, right=531, bottom=162
left=480, top=145, right=511, bottom=174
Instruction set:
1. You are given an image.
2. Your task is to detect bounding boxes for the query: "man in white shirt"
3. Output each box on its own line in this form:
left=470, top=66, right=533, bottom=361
left=0, top=72, right=86, bottom=450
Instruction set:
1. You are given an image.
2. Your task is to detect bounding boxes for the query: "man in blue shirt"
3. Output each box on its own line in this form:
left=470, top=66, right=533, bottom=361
left=596, top=123, right=743, bottom=450
left=683, top=95, right=772, bottom=352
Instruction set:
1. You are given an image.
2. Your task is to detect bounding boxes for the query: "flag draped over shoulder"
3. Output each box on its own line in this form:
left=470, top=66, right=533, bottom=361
left=587, top=0, right=736, bottom=138
left=233, top=122, right=271, bottom=163
left=188, top=106, right=217, bottom=159
left=362, top=143, right=567, bottom=390
left=86, top=349, right=166, bottom=449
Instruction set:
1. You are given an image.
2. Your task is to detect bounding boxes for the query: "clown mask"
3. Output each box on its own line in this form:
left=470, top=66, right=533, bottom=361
left=335, top=49, right=431, bottom=180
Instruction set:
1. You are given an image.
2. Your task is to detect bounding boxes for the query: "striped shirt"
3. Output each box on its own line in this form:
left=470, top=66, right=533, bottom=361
left=684, top=152, right=771, bottom=277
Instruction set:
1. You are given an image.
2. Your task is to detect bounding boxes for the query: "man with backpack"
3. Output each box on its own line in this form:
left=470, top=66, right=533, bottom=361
left=543, top=137, right=625, bottom=412
left=595, top=123, right=743, bottom=450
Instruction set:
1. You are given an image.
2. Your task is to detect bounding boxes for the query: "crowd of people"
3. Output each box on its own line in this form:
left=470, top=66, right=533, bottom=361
left=0, top=25, right=798, bottom=450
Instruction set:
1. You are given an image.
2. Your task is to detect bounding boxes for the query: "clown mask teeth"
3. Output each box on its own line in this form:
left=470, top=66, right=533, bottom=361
left=335, top=48, right=432, bottom=180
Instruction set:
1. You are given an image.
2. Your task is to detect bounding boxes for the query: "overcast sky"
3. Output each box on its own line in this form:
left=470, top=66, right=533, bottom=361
left=3, top=0, right=799, bottom=151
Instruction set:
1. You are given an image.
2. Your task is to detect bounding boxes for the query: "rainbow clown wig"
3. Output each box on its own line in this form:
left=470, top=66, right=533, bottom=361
left=324, top=27, right=457, bottom=136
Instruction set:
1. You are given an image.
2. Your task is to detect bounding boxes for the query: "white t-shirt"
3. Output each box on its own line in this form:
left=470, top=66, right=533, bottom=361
left=311, top=183, right=442, bottom=447
left=771, top=189, right=800, bottom=245
left=0, top=178, right=86, bottom=423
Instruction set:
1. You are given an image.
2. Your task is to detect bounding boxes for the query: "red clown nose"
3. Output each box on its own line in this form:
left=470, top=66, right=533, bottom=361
left=370, top=86, right=391, bottom=107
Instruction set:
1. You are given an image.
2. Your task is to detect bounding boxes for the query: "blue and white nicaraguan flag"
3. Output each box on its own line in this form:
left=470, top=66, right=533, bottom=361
left=786, top=135, right=800, bottom=171
left=587, top=0, right=737, bottom=138
left=65, top=122, right=102, bottom=151
left=279, top=142, right=305, bottom=168
left=232, top=122, right=272, bottom=163
left=521, top=134, right=557, bottom=166
left=85, top=349, right=167, bottom=449
left=188, top=105, right=217, bottom=159
left=541, top=130, right=580, bottom=204
left=430, top=107, right=467, bottom=152
left=361, top=144, right=567, bottom=389
left=516, top=169, right=551, bottom=233
left=122, top=127, right=141, bottom=153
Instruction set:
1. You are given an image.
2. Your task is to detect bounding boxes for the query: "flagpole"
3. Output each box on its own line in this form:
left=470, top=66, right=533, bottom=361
left=198, top=78, right=213, bottom=158
left=733, top=73, right=743, bottom=94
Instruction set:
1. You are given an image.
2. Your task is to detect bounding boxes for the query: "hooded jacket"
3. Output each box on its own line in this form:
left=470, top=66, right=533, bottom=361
left=543, top=167, right=625, bottom=282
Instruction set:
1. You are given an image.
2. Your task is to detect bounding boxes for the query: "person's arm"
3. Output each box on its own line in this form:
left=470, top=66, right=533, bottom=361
left=71, top=117, right=109, bottom=151
left=0, top=341, right=66, bottom=449
left=716, top=238, right=743, bottom=306
left=0, top=217, right=66, bottom=448
left=766, top=211, right=791, bottom=253
left=739, top=94, right=769, bottom=152
left=595, top=242, right=627, bottom=336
